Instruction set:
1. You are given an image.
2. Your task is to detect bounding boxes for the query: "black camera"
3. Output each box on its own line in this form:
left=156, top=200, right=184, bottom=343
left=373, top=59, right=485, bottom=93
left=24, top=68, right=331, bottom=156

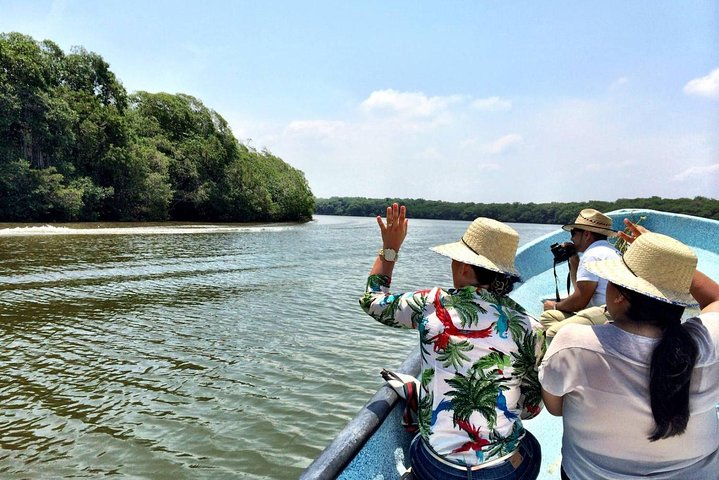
left=550, top=242, right=576, bottom=262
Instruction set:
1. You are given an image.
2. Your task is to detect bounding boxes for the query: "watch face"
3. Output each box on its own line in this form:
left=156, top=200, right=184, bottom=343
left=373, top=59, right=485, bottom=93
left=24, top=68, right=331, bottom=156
left=384, top=248, right=397, bottom=261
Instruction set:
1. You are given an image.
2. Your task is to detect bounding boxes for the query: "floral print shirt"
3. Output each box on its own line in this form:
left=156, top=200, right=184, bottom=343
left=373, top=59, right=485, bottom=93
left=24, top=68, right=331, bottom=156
left=361, top=274, right=546, bottom=466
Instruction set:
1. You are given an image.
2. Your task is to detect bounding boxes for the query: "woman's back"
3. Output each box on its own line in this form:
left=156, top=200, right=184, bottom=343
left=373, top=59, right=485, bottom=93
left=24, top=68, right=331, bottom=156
left=541, top=312, right=719, bottom=479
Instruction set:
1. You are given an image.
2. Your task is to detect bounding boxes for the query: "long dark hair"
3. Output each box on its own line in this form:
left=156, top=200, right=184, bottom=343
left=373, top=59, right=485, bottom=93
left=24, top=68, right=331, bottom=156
left=614, top=284, right=698, bottom=441
left=471, top=265, right=519, bottom=297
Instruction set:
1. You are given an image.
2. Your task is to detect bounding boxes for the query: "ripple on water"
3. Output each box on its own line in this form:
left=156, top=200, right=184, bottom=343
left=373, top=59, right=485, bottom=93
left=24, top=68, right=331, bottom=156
left=0, top=218, right=558, bottom=479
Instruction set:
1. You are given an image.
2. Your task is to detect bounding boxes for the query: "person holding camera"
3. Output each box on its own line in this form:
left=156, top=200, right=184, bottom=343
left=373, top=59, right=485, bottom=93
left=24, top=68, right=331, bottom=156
left=540, top=209, right=620, bottom=340
left=361, top=203, right=545, bottom=479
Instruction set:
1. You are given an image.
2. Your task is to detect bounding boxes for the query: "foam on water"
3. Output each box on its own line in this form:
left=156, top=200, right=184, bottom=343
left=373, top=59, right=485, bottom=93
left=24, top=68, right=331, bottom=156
left=0, top=224, right=296, bottom=236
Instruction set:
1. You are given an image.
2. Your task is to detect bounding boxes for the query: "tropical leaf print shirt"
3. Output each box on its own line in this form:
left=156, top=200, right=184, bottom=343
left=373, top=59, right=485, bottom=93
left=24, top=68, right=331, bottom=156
left=361, top=274, right=546, bottom=466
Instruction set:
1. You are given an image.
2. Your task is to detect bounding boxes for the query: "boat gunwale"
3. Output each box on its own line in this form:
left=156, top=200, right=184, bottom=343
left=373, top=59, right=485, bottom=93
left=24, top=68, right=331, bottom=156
left=300, top=346, right=421, bottom=480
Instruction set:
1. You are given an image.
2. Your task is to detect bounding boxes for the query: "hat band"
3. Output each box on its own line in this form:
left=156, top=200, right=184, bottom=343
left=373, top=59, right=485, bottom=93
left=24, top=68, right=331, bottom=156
left=461, top=237, right=480, bottom=257
left=622, top=255, right=638, bottom=278
left=579, top=213, right=611, bottom=227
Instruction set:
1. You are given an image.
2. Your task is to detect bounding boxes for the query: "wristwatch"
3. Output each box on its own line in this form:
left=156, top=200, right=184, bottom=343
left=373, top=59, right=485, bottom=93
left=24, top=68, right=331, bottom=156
left=378, top=248, right=398, bottom=262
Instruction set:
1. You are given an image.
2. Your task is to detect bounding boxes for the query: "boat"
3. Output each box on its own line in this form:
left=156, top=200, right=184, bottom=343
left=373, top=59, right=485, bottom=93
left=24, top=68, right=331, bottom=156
left=300, top=209, right=719, bottom=480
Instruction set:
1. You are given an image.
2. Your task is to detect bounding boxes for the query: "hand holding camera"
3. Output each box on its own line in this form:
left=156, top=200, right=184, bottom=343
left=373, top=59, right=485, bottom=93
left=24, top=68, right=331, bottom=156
left=550, top=242, right=577, bottom=263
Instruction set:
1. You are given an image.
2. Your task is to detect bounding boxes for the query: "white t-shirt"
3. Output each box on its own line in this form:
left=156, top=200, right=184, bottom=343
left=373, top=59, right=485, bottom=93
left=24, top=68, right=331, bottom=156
left=576, top=240, right=620, bottom=307
left=539, top=312, right=719, bottom=480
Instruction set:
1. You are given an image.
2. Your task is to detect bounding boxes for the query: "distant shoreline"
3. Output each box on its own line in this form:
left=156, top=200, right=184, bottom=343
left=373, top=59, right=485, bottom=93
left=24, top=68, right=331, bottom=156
left=314, top=196, right=719, bottom=224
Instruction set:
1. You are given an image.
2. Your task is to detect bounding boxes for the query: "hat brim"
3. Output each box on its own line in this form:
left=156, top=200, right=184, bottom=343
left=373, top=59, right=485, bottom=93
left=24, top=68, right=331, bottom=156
left=562, top=223, right=618, bottom=237
left=430, top=241, right=520, bottom=277
left=585, top=257, right=697, bottom=307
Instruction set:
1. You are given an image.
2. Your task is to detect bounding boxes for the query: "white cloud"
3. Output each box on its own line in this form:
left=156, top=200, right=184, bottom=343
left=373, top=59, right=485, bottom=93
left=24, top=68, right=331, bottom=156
left=243, top=91, right=717, bottom=204
left=283, top=120, right=346, bottom=139
left=475, top=163, right=502, bottom=172
left=609, top=77, right=629, bottom=90
left=479, top=134, right=523, bottom=155
left=683, top=68, right=719, bottom=99
left=360, top=89, right=462, bottom=118
left=414, top=147, right=443, bottom=161
left=586, top=159, right=632, bottom=172
left=471, top=96, right=512, bottom=111
left=672, top=163, right=719, bottom=181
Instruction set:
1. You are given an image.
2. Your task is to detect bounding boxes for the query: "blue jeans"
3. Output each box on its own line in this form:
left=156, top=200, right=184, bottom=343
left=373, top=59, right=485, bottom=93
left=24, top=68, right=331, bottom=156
left=409, top=431, right=541, bottom=480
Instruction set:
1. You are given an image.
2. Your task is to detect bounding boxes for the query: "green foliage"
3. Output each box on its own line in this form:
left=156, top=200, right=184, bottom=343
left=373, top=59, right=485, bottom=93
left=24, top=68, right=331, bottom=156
left=511, top=331, right=544, bottom=408
left=315, top=196, right=719, bottom=223
left=485, top=421, right=523, bottom=458
left=444, top=287, right=486, bottom=328
left=473, top=351, right=510, bottom=372
left=445, top=365, right=507, bottom=427
left=436, top=338, right=473, bottom=369
left=418, top=390, right=433, bottom=438
left=420, top=368, right=434, bottom=387
left=0, top=33, right=314, bottom=222
left=406, top=293, right=428, bottom=328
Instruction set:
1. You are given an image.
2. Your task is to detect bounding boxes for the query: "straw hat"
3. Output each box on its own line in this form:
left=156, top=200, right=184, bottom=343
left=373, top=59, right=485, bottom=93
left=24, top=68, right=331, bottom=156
left=430, top=218, right=520, bottom=277
left=585, top=232, right=698, bottom=306
left=562, top=208, right=617, bottom=237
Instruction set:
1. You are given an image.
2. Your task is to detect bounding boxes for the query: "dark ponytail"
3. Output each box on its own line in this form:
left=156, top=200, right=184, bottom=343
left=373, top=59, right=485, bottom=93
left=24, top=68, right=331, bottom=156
left=615, top=284, right=698, bottom=441
left=470, top=265, right=519, bottom=297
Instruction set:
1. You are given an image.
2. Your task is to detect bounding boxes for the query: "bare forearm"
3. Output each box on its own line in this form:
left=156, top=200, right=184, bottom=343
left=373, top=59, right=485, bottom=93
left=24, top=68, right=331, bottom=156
left=569, top=259, right=579, bottom=289
left=691, top=271, right=719, bottom=310
left=555, top=292, right=587, bottom=313
left=370, top=255, right=396, bottom=277
left=541, top=389, right=563, bottom=416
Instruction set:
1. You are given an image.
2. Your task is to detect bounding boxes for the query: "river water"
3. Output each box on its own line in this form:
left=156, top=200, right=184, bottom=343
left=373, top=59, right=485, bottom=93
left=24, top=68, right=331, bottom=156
left=0, top=215, right=557, bottom=479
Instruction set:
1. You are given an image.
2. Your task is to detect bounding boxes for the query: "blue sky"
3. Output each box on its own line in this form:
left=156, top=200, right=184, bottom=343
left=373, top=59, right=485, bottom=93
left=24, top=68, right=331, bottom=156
left=1, top=1, right=717, bottom=203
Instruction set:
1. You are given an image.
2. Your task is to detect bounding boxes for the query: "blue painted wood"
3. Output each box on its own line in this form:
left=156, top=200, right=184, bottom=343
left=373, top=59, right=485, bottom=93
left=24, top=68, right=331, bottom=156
left=302, top=210, right=719, bottom=480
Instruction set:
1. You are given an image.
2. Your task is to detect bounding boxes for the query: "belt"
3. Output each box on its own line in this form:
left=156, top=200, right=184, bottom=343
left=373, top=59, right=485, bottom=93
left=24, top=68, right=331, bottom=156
left=422, top=439, right=521, bottom=471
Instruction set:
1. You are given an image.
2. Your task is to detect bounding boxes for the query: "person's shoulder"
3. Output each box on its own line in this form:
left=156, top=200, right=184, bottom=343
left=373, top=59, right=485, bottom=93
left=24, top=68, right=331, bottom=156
left=699, top=311, right=719, bottom=322
left=548, top=323, right=600, bottom=353
left=585, top=240, right=620, bottom=259
left=685, top=312, right=719, bottom=339
left=554, top=322, right=596, bottom=339
left=686, top=312, right=719, bottom=329
left=685, top=312, right=719, bottom=363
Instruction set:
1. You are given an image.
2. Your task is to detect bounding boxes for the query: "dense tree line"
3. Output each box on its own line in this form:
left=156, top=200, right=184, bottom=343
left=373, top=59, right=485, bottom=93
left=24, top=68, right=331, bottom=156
left=315, top=196, right=719, bottom=223
left=0, top=32, right=314, bottom=222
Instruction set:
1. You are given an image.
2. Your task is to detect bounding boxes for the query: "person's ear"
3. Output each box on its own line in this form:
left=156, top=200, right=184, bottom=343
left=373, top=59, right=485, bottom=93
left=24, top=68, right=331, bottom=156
left=611, top=289, right=628, bottom=307
left=461, top=262, right=473, bottom=280
left=581, top=230, right=591, bottom=243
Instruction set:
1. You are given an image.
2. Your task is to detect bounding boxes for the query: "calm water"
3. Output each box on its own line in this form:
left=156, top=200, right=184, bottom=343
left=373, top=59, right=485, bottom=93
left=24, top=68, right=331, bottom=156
left=0, top=216, right=557, bottom=479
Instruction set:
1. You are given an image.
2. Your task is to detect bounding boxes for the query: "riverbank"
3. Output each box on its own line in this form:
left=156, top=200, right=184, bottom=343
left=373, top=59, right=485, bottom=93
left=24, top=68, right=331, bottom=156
left=315, top=196, right=719, bottom=223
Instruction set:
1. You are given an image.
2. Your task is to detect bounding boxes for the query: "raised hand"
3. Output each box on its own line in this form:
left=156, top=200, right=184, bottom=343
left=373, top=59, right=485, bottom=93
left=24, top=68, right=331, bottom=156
left=618, top=218, right=649, bottom=245
left=377, top=203, right=408, bottom=251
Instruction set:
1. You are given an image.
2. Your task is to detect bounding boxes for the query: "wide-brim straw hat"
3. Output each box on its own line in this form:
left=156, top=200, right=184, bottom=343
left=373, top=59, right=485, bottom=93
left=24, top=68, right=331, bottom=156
left=430, top=217, right=520, bottom=277
left=585, top=232, right=697, bottom=306
left=562, top=208, right=617, bottom=237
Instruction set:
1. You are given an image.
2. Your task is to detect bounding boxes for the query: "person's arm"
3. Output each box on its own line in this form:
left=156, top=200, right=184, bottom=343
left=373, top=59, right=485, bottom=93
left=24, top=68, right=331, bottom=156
left=568, top=253, right=579, bottom=289
left=538, top=325, right=587, bottom=417
left=620, top=218, right=719, bottom=313
left=691, top=271, right=719, bottom=313
left=541, top=388, right=564, bottom=416
left=369, top=203, right=408, bottom=278
left=361, top=203, right=427, bottom=329
left=543, top=280, right=596, bottom=312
